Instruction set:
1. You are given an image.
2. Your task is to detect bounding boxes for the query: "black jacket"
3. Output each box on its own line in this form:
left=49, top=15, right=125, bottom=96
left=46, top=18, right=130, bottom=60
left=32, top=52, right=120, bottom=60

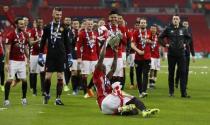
left=158, top=23, right=191, bottom=56
left=184, top=28, right=195, bottom=57
left=40, top=22, right=72, bottom=61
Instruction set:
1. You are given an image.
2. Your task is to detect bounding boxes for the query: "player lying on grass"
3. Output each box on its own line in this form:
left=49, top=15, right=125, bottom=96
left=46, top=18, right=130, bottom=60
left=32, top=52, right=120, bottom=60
left=93, top=38, right=160, bottom=117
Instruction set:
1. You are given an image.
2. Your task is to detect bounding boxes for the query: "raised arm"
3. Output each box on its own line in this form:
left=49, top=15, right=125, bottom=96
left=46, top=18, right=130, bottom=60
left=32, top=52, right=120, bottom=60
left=106, top=46, right=118, bottom=79
left=95, top=38, right=107, bottom=70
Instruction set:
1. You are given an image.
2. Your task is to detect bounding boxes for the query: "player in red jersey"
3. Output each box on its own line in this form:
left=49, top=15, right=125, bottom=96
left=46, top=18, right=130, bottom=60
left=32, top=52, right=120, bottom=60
left=127, top=21, right=140, bottom=89
left=29, top=17, right=46, bottom=96
left=118, top=14, right=128, bottom=90
left=4, top=17, right=29, bottom=106
left=23, top=17, right=31, bottom=33
left=3, top=6, right=32, bottom=87
left=77, top=19, right=100, bottom=98
left=69, top=18, right=81, bottom=95
left=131, top=18, right=152, bottom=98
left=149, top=25, right=162, bottom=88
left=103, top=10, right=127, bottom=87
left=93, top=39, right=159, bottom=117
left=0, top=31, right=5, bottom=92
left=97, top=18, right=106, bottom=47
left=2, top=6, right=16, bottom=28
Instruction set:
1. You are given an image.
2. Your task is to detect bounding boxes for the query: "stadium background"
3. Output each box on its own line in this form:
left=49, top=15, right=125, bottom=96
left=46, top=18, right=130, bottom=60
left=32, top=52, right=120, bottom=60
left=0, top=1, right=210, bottom=125
left=1, top=0, right=210, bottom=55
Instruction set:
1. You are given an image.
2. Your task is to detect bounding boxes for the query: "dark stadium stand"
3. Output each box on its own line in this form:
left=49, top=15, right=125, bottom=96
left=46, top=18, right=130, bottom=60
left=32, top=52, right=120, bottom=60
left=38, top=7, right=109, bottom=23
left=133, top=0, right=187, bottom=8
left=47, top=0, right=100, bottom=6
left=0, top=0, right=210, bottom=52
left=0, top=0, right=12, bottom=5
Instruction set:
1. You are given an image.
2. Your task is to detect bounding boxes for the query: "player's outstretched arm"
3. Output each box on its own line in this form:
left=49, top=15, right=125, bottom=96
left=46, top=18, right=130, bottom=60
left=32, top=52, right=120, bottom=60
left=107, top=46, right=118, bottom=79
left=95, top=40, right=107, bottom=71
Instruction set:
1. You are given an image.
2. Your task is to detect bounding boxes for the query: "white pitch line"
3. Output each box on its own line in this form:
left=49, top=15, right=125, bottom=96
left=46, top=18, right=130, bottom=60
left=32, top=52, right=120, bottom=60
left=0, top=108, right=8, bottom=111
left=161, top=65, right=208, bottom=69
left=38, top=111, right=45, bottom=114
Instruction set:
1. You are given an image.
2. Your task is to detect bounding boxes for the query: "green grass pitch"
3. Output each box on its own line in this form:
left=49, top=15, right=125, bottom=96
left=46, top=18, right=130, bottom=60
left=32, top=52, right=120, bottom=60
left=0, top=59, right=210, bottom=125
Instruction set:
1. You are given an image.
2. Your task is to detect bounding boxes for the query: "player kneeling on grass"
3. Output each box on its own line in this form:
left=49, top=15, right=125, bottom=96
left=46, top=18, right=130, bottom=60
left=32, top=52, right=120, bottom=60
left=93, top=39, right=159, bottom=117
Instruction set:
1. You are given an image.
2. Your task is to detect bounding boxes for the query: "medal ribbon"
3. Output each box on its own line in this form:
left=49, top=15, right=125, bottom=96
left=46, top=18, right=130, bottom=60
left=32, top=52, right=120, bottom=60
left=138, top=29, right=147, bottom=49
left=85, top=30, right=95, bottom=49
left=50, top=21, right=61, bottom=47
left=151, top=34, right=157, bottom=51
left=15, top=30, right=25, bottom=54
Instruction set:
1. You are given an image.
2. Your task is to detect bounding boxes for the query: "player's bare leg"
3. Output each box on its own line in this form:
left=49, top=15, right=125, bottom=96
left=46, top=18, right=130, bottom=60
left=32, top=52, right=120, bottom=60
left=129, top=66, right=135, bottom=89
left=4, top=79, right=12, bottom=106
left=20, top=79, right=27, bottom=105
left=149, top=69, right=155, bottom=89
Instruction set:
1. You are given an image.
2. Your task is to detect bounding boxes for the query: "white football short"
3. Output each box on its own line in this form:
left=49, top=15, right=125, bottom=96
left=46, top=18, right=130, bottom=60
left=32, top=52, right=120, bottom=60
left=70, top=60, right=81, bottom=71
left=127, top=54, right=135, bottom=67
left=104, top=58, right=123, bottom=77
left=150, top=58, right=160, bottom=70
left=122, top=52, right=127, bottom=68
left=30, top=54, right=46, bottom=73
left=81, top=60, right=97, bottom=75
left=101, top=94, right=132, bottom=115
left=8, top=60, right=26, bottom=79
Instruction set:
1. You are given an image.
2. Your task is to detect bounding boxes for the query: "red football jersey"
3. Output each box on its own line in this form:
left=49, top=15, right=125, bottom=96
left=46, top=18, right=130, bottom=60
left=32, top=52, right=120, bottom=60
left=132, top=29, right=151, bottom=60
left=76, top=30, right=100, bottom=61
left=105, top=24, right=127, bottom=58
left=29, top=28, right=44, bottom=55
left=150, top=34, right=160, bottom=58
left=4, top=10, right=16, bottom=28
left=93, top=67, right=112, bottom=109
left=121, top=26, right=128, bottom=52
left=0, top=32, right=4, bottom=57
left=6, top=30, right=28, bottom=61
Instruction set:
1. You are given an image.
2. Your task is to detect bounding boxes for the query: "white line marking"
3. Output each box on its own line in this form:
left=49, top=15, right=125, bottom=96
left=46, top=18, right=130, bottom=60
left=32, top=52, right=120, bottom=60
left=161, top=66, right=208, bottom=69
left=0, top=108, right=8, bottom=111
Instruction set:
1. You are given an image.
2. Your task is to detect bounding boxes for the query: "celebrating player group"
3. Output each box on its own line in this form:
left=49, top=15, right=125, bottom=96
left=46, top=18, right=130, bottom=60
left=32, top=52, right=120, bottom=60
left=0, top=5, right=195, bottom=118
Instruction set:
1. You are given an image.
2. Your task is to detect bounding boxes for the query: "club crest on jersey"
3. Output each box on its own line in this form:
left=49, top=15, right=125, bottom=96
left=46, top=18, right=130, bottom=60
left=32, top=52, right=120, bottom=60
left=60, top=27, right=64, bottom=32
left=179, top=30, right=183, bottom=35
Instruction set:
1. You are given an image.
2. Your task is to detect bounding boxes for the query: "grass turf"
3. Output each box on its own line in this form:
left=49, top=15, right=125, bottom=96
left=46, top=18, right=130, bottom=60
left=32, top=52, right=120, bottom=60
left=0, top=59, right=210, bottom=125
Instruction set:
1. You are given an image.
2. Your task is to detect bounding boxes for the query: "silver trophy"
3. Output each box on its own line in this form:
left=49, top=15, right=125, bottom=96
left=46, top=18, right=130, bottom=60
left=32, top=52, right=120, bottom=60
left=107, top=31, right=122, bottom=50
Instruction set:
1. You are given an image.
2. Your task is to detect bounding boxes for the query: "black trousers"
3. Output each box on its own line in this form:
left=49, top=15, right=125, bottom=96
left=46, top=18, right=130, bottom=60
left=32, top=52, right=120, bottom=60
left=64, top=63, right=71, bottom=85
left=175, top=56, right=190, bottom=86
left=134, top=60, right=151, bottom=94
left=0, top=56, right=4, bottom=86
left=168, top=55, right=187, bottom=96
